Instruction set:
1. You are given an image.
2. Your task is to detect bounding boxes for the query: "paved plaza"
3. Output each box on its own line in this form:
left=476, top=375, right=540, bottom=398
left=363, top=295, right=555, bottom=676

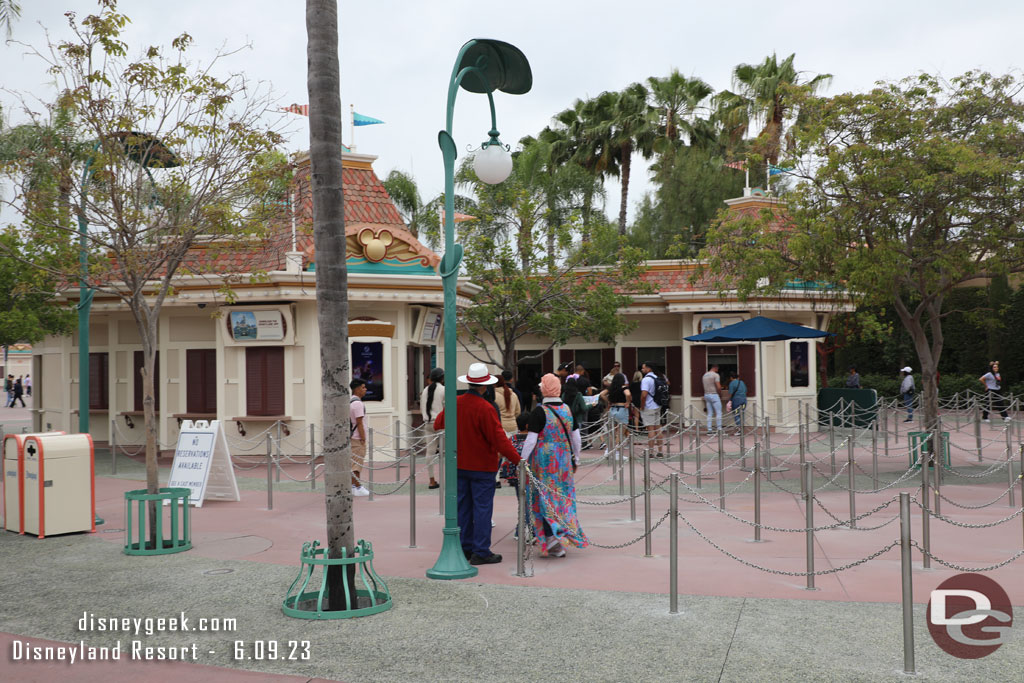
left=2, top=399, right=1023, bottom=681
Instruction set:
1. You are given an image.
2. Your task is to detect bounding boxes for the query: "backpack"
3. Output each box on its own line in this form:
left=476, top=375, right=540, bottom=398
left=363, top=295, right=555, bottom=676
left=653, top=376, right=671, bottom=408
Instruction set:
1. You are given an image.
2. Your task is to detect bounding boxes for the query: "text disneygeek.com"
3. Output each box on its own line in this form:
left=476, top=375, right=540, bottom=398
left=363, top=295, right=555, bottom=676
left=7, top=611, right=315, bottom=664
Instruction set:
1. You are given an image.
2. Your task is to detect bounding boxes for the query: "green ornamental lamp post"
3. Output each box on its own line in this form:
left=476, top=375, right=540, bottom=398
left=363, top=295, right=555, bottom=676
left=77, top=133, right=180, bottom=434
left=426, top=39, right=531, bottom=580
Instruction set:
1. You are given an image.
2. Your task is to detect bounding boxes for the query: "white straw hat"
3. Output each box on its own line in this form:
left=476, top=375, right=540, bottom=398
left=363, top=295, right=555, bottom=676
left=458, top=362, right=499, bottom=386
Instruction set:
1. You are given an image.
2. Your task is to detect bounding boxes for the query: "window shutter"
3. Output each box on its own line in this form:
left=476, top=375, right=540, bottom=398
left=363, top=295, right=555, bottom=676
left=690, top=346, right=706, bottom=397
left=265, top=347, right=285, bottom=415
left=601, top=348, right=616, bottom=378
left=187, top=349, right=216, bottom=414
left=738, top=345, right=756, bottom=397
left=666, top=345, right=683, bottom=395
left=245, top=348, right=265, bottom=415
left=621, top=347, right=637, bottom=379
left=89, top=353, right=108, bottom=410
left=542, top=349, right=553, bottom=374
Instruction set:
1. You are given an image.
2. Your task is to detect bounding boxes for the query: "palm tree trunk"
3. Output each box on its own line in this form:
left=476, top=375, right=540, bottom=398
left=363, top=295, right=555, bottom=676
left=618, top=143, right=632, bottom=235
left=307, top=0, right=356, bottom=610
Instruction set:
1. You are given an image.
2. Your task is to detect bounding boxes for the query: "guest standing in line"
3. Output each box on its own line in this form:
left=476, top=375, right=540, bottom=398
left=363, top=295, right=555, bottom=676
left=520, top=373, right=588, bottom=558
left=419, top=367, right=444, bottom=489
left=434, top=362, right=521, bottom=565
left=494, top=371, right=522, bottom=434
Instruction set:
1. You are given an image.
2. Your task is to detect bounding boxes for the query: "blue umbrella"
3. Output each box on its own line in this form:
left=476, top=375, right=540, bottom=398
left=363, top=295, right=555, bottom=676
left=685, top=316, right=833, bottom=421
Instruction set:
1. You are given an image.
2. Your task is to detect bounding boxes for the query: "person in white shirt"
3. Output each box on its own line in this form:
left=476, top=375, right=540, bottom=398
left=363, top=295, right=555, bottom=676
left=419, top=368, right=444, bottom=488
left=702, top=363, right=723, bottom=432
left=979, top=361, right=1009, bottom=422
left=639, top=361, right=664, bottom=456
left=899, top=367, right=915, bottom=423
left=350, top=379, right=370, bottom=496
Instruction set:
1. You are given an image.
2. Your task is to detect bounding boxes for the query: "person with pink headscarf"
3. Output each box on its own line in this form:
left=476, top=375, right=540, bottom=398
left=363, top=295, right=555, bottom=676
left=519, top=373, right=589, bottom=557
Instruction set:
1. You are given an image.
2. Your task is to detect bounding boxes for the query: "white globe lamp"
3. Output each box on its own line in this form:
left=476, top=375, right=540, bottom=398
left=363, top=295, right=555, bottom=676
left=473, top=141, right=513, bottom=185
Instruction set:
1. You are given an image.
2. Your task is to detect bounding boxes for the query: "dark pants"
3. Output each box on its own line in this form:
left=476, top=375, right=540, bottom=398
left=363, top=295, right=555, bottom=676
left=983, top=390, right=1008, bottom=420
left=457, top=469, right=496, bottom=557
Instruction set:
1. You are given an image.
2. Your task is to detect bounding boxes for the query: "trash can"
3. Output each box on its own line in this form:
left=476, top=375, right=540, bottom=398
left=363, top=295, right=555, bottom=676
left=909, top=431, right=951, bottom=469
left=22, top=434, right=95, bottom=538
left=4, top=432, right=65, bottom=534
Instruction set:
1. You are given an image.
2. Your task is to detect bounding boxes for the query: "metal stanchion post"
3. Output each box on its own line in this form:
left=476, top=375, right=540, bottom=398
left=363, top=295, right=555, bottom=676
left=799, top=423, right=807, bottom=498
left=753, top=443, right=762, bottom=542
left=643, top=449, right=652, bottom=557
left=933, top=434, right=942, bottom=516
left=829, top=418, right=836, bottom=477
left=629, top=445, right=637, bottom=521
left=804, top=463, right=816, bottom=590
left=110, top=417, right=117, bottom=475
left=975, top=404, right=983, bottom=461
left=764, top=416, right=773, bottom=482
left=395, top=419, right=402, bottom=482
left=921, top=436, right=931, bottom=569
left=516, top=460, right=527, bottom=577
left=367, top=428, right=375, bottom=502
left=409, top=437, right=417, bottom=548
left=695, top=424, right=703, bottom=489
left=900, top=492, right=916, bottom=675
left=437, top=433, right=445, bottom=516
left=718, top=429, right=726, bottom=511
left=739, top=404, right=746, bottom=453
left=309, top=423, right=316, bottom=491
left=871, top=417, right=878, bottom=488
left=266, top=434, right=273, bottom=511
left=848, top=428, right=856, bottom=528
left=1020, top=447, right=1024, bottom=550
left=670, top=473, right=679, bottom=614
left=678, top=414, right=685, bottom=467
left=1008, top=437, right=1016, bottom=509
left=896, top=400, right=901, bottom=444
left=884, top=405, right=890, bottom=457
left=275, top=421, right=282, bottom=482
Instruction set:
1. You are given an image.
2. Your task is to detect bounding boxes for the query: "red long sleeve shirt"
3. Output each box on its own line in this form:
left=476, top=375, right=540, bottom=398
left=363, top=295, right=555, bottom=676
left=434, top=391, right=521, bottom=472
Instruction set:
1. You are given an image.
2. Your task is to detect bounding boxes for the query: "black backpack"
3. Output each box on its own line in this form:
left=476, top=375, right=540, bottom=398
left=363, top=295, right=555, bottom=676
left=653, top=376, right=671, bottom=408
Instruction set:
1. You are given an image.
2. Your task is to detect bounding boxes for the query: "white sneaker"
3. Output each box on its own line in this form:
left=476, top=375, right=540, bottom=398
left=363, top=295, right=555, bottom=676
left=352, top=485, right=370, bottom=497
left=983, top=419, right=991, bottom=424
left=1004, top=416, right=1012, bottom=422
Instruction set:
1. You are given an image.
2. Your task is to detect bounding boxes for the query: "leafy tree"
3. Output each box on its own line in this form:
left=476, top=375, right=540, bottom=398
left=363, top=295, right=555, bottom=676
left=715, top=53, right=831, bottom=164
left=0, top=230, right=75, bottom=346
left=0, top=0, right=19, bottom=37
left=0, top=2, right=288, bottom=506
left=306, top=0, right=357, bottom=607
left=702, top=71, right=1024, bottom=438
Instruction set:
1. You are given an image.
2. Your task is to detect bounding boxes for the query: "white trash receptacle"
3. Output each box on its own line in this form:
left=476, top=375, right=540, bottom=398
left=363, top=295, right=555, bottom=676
left=22, top=433, right=94, bottom=538
left=4, top=433, right=65, bottom=534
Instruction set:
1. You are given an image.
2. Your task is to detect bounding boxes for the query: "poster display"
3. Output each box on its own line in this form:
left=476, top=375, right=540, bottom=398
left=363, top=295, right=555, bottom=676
left=790, top=341, right=809, bottom=387
left=418, top=308, right=443, bottom=344
left=352, top=341, right=385, bottom=401
left=229, top=310, right=285, bottom=341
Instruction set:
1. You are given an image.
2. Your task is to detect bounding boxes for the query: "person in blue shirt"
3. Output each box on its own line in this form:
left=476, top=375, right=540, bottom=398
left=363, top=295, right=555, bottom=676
left=727, top=371, right=747, bottom=431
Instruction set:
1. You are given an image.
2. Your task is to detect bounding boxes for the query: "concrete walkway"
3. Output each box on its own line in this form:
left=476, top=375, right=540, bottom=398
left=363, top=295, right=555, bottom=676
left=2, top=410, right=1023, bottom=681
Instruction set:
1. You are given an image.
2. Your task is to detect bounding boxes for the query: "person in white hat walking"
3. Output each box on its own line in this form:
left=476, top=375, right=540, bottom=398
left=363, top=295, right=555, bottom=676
left=899, top=367, right=915, bottom=422
left=433, top=362, right=522, bottom=566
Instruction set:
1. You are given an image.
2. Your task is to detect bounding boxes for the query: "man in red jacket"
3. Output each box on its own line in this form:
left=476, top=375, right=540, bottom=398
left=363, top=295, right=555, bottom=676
left=435, top=362, right=521, bottom=565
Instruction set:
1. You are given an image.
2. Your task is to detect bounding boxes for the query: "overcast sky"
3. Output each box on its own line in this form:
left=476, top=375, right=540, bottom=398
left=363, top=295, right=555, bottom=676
left=3, top=1, right=1023, bottom=226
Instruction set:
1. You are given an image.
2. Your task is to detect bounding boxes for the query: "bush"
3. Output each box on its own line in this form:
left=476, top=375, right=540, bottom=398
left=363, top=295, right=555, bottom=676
left=827, top=373, right=984, bottom=399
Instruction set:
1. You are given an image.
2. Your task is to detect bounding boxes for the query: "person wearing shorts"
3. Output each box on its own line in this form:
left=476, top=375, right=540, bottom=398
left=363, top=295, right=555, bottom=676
left=639, top=362, right=664, bottom=456
left=350, top=378, right=370, bottom=496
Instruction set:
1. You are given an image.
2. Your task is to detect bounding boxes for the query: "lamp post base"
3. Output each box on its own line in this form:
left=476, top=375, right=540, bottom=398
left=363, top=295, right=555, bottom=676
left=426, top=527, right=478, bottom=580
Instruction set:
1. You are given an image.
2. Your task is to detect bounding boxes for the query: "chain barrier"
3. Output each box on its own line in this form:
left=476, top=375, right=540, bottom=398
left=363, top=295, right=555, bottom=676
left=910, top=497, right=1024, bottom=529
left=934, top=482, right=1019, bottom=510
left=811, top=494, right=904, bottom=531
left=910, top=542, right=1024, bottom=572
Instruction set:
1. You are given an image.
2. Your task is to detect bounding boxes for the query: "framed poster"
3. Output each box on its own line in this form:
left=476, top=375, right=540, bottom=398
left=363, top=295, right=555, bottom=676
left=790, top=341, right=809, bottom=387
left=698, top=316, right=743, bottom=334
left=352, top=341, right=385, bottom=401
left=228, top=310, right=286, bottom=341
left=417, top=308, right=443, bottom=344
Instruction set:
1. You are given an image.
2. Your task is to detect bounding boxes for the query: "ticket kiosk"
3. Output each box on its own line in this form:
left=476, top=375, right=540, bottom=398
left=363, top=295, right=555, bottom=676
left=22, top=433, right=95, bottom=538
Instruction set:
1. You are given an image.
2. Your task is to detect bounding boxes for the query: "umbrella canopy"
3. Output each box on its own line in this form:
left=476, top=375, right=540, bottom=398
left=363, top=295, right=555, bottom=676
left=685, top=315, right=832, bottom=342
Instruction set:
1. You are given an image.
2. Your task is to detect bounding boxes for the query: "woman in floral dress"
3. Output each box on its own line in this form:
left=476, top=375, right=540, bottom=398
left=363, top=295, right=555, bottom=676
left=520, top=373, right=589, bottom=557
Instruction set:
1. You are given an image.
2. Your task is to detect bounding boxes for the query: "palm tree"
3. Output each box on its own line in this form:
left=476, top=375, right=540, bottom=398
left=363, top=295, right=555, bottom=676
left=717, top=53, right=831, bottom=164
left=0, top=0, right=20, bottom=38
left=382, top=169, right=424, bottom=236
left=305, top=0, right=356, bottom=609
left=646, top=70, right=713, bottom=150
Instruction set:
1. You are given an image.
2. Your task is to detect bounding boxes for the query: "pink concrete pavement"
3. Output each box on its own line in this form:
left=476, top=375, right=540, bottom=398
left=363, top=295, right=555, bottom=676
left=84, top=424, right=1024, bottom=607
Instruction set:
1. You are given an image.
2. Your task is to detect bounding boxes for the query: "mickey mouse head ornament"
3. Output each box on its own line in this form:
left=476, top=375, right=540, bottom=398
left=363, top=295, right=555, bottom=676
left=358, top=228, right=394, bottom=263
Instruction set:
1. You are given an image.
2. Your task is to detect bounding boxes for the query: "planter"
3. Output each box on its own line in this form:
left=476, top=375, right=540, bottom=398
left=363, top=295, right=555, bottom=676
left=282, top=539, right=392, bottom=619
left=123, top=487, right=192, bottom=555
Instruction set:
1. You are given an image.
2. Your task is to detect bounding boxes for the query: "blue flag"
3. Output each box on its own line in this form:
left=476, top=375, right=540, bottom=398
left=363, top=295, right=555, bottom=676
left=353, top=111, right=385, bottom=127
left=768, top=165, right=792, bottom=177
